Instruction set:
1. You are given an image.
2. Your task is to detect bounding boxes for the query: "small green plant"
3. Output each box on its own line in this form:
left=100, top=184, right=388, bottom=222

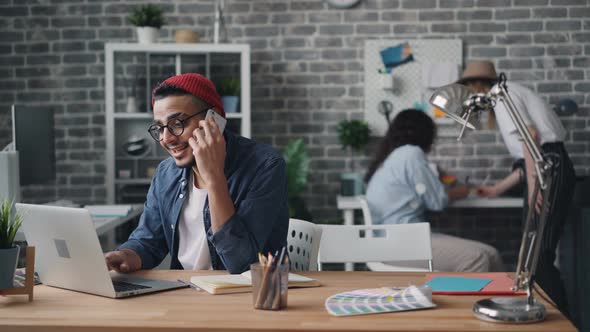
left=0, top=199, right=22, bottom=249
left=128, top=4, right=166, bottom=28
left=282, top=139, right=313, bottom=221
left=218, top=78, right=240, bottom=96
left=337, top=120, right=370, bottom=152
left=283, top=139, right=309, bottom=199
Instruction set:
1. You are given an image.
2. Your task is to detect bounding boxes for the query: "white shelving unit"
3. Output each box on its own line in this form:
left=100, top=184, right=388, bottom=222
left=105, top=43, right=251, bottom=204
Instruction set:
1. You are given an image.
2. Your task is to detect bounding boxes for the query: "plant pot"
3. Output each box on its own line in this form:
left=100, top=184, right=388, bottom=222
left=125, top=96, right=138, bottom=113
left=0, top=245, right=19, bottom=289
left=174, top=29, right=199, bottom=43
left=221, top=96, right=239, bottom=113
left=136, top=27, right=159, bottom=44
left=340, top=172, right=364, bottom=197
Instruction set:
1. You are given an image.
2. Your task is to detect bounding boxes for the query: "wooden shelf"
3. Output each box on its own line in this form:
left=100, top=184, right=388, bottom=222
left=115, top=178, right=152, bottom=185
left=114, top=113, right=153, bottom=120
left=106, top=43, right=249, bottom=54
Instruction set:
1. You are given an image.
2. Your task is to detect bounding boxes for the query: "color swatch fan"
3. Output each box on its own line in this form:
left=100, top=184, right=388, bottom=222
left=325, top=285, right=435, bottom=317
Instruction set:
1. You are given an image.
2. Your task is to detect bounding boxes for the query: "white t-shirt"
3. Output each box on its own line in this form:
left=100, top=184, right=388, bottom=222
left=493, top=82, right=566, bottom=159
left=178, top=175, right=212, bottom=270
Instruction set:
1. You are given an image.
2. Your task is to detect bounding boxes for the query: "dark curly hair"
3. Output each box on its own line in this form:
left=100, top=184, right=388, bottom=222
left=365, top=109, right=436, bottom=182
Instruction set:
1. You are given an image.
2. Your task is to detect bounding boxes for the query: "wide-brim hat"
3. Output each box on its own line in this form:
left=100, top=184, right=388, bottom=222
left=457, top=60, right=498, bottom=85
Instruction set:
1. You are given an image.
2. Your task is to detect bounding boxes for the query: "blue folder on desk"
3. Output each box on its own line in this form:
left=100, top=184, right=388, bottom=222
left=424, top=273, right=526, bottom=296
left=426, top=276, right=491, bottom=292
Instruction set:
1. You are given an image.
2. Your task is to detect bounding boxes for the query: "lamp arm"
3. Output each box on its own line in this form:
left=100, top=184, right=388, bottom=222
left=512, top=168, right=553, bottom=301
left=487, top=75, right=557, bottom=299
left=489, top=83, right=548, bottom=189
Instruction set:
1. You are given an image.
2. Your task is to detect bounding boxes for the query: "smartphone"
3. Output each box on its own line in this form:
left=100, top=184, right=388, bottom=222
left=205, top=109, right=227, bottom=134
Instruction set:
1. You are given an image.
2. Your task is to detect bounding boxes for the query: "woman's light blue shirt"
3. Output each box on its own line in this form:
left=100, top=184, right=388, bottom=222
left=365, top=145, right=448, bottom=225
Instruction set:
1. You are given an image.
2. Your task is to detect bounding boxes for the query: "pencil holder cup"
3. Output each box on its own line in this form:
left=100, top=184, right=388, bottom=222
left=251, top=262, right=288, bottom=310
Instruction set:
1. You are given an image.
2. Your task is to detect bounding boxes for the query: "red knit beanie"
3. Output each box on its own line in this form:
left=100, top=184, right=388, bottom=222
left=152, top=73, right=225, bottom=118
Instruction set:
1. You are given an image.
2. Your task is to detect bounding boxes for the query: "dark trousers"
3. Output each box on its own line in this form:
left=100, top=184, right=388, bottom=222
left=522, top=142, right=576, bottom=316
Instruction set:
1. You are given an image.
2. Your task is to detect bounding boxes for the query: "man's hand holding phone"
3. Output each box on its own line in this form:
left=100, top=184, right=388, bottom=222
left=188, top=109, right=227, bottom=188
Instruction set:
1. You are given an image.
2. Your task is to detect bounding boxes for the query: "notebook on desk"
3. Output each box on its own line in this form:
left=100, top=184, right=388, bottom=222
left=190, top=271, right=321, bottom=295
left=424, top=272, right=526, bottom=296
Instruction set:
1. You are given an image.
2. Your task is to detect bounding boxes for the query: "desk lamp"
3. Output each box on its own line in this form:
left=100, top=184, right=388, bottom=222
left=429, top=73, right=558, bottom=323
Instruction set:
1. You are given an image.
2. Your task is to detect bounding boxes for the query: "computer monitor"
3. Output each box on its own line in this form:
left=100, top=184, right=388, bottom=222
left=12, top=105, right=56, bottom=185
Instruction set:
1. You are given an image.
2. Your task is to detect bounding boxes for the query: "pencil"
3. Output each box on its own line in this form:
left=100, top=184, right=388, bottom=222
left=258, top=252, right=266, bottom=265
left=482, top=174, right=491, bottom=186
left=255, top=253, right=274, bottom=308
left=264, top=250, right=281, bottom=308
left=281, top=255, right=289, bottom=307
left=270, top=247, right=287, bottom=309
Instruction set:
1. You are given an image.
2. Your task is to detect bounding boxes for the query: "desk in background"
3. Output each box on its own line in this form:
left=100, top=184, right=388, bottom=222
left=0, top=270, right=575, bottom=332
left=92, top=205, right=144, bottom=251
left=15, top=204, right=143, bottom=252
left=337, top=195, right=523, bottom=226
left=336, top=196, right=524, bottom=271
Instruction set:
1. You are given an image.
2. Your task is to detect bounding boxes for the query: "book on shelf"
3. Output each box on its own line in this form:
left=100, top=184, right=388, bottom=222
left=190, top=271, right=321, bottom=295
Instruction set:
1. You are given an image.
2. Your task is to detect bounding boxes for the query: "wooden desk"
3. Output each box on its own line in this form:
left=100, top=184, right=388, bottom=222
left=337, top=195, right=524, bottom=226
left=0, top=271, right=575, bottom=332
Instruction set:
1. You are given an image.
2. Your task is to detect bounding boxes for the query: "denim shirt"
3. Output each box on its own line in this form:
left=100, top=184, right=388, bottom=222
left=118, top=131, right=289, bottom=274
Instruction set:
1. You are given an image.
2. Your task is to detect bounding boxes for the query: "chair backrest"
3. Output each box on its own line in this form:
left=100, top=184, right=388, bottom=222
left=356, top=197, right=433, bottom=272
left=358, top=196, right=374, bottom=226
left=287, top=218, right=323, bottom=272
left=317, top=223, right=432, bottom=269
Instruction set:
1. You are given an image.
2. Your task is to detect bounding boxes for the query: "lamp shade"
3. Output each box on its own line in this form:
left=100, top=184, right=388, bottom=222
left=429, top=83, right=476, bottom=130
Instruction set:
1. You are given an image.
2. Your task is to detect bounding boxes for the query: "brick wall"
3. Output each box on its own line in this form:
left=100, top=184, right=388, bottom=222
left=0, top=0, right=588, bottom=221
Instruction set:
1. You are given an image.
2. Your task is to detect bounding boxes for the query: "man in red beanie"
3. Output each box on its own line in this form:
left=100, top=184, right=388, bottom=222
left=105, top=73, right=288, bottom=274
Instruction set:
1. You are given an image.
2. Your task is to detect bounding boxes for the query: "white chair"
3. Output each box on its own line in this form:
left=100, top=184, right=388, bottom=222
left=287, top=218, right=323, bottom=272
left=317, top=223, right=433, bottom=272
left=357, top=197, right=433, bottom=272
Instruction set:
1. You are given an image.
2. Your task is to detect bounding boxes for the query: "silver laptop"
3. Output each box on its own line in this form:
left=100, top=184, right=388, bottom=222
left=17, top=203, right=188, bottom=298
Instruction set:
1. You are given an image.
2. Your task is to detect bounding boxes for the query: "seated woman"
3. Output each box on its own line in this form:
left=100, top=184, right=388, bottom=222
left=365, top=109, right=503, bottom=272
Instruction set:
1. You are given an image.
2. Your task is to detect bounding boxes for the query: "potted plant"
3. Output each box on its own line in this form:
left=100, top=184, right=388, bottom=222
left=128, top=4, right=166, bottom=44
left=0, top=199, right=23, bottom=289
left=336, top=120, right=370, bottom=196
left=282, top=139, right=313, bottom=221
left=218, top=78, right=240, bottom=113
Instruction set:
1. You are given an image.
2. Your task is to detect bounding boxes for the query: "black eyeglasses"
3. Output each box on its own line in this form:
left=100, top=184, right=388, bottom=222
left=148, top=108, right=210, bottom=141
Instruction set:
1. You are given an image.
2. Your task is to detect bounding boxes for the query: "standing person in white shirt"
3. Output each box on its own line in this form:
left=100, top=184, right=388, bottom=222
left=458, top=60, right=576, bottom=317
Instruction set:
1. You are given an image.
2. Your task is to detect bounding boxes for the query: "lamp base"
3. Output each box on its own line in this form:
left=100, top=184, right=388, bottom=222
left=473, top=298, right=546, bottom=324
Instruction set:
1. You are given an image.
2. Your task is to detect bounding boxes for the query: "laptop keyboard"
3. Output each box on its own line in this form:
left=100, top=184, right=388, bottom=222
left=113, top=280, right=152, bottom=293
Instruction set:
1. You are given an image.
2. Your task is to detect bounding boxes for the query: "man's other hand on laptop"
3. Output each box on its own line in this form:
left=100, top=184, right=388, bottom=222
left=105, top=249, right=142, bottom=273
